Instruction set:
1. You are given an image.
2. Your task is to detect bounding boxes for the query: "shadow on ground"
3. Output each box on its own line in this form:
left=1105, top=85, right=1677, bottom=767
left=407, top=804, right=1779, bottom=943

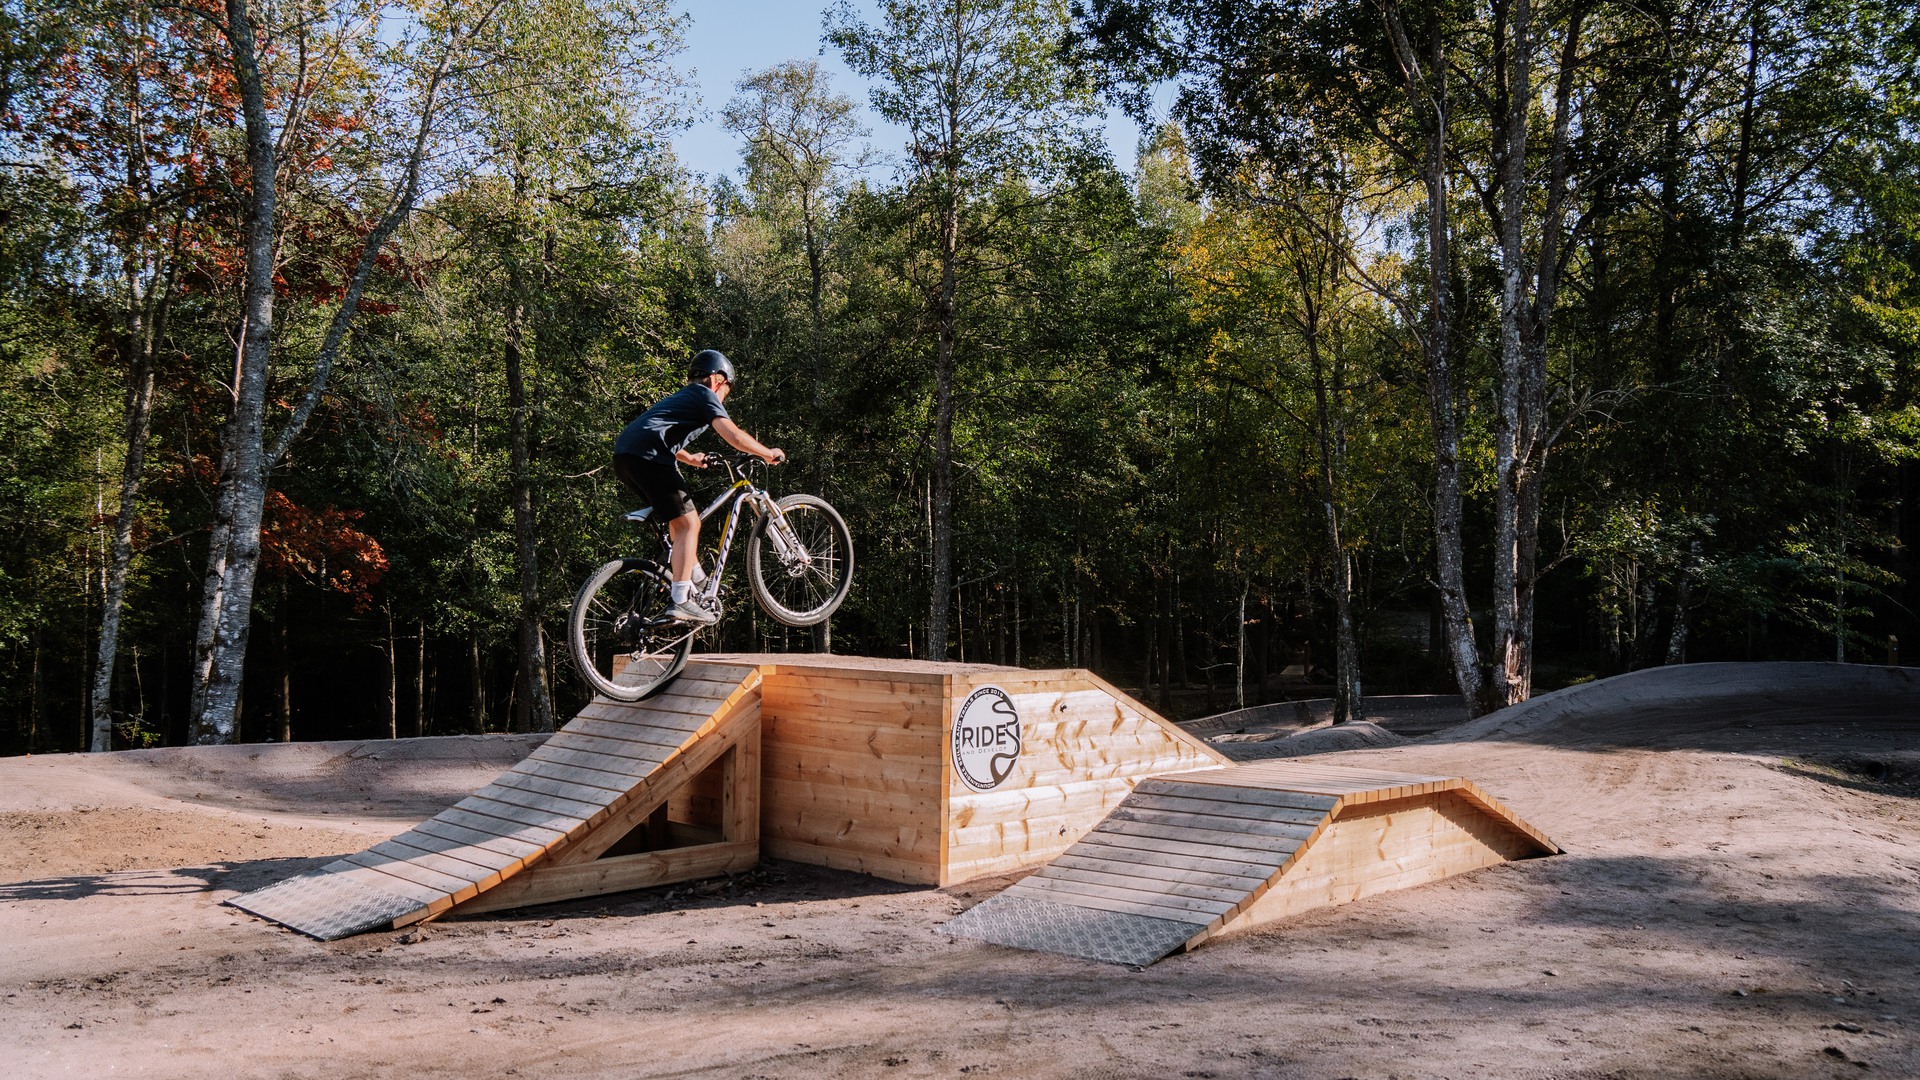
left=0, top=855, right=334, bottom=903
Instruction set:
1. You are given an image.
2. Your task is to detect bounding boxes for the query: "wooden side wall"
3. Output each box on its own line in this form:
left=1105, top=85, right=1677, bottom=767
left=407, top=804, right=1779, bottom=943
left=1214, top=790, right=1536, bottom=936
left=942, top=671, right=1225, bottom=884
left=757, top=669, right=948, bottom=884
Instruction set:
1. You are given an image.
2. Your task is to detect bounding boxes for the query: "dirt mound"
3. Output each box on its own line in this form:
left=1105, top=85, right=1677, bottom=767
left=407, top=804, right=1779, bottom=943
left=3, top=733, right=544, bottom=818
left=0, top=734, right=545, bottom=881
left=1186, top=695, right=1469, bottom=739
left=1210, top=720, right=1406, bottom=761
left=0, top=806, right=375, bottom=882
left=1428, top=662, right=1920, bottom=756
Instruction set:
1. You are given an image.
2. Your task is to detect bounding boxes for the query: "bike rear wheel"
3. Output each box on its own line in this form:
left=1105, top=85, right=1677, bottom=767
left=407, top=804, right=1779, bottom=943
left=569, top=558, right=693, bottom=701
left=746, top=494, right=853, bottom=627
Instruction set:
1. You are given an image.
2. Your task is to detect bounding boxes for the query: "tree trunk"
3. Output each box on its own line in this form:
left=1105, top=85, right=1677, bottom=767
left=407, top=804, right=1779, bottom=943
left=189, top=0, right=277, bottom=745
left=928, top=198, right=959, bottom=661
left=470, top=631, right=486, bottom=734
left=504, top=179, right=554, bottom=734
left=1013, top=584, right=1022, bottom=667
left=1235, top=580, right=1248, bottom=710
left=1302, top=269, right=1362, bottom=725
left=416, top=619, right=427, bottom=737
left=1389, top=4, right=1483, bottom=713
left=385, top=603, right=398, bottom=739
left=1490, top=0, right=1530, bottom=710
left=1172, top=570, right=1187, bottom=690
left=29, top=627, right=42, bottom=753
left=277, top=606, right=292, bottom=743
left=1520, top=11, right=1582, bottom=702
left=1665, top=541, right=1698, bottom=664
left=191, top=1, right=461, bottom=744
left=91, top=326, right=156, bottom=752
left=1729, top=13, right=1761, bottom=248
left=91, top=49, right=167, bottom=753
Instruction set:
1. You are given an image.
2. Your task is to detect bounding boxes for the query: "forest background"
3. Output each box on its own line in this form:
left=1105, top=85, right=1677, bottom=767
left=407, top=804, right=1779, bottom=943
left=2, top=0, right=1915, bottom=754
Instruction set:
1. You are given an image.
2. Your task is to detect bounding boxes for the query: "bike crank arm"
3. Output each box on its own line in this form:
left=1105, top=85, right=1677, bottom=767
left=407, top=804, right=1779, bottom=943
left=632, top=621, right=701, bottom=652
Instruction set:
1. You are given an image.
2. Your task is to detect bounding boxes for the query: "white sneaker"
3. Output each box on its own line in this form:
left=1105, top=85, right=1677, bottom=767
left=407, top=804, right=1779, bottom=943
left=667, top=599, right=717, bottom=626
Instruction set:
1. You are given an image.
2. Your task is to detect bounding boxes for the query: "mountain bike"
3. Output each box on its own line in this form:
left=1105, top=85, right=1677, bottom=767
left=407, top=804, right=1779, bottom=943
left=568, top=452, right=853, bottom=701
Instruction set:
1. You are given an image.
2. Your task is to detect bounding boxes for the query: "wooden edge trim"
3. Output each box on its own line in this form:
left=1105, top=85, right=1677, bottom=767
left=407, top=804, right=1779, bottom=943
left=937, top=671, right=953, bottom=886
left=1450, top=780, right=1562, bottom=855
left=1076, top=669, right=1232, bottom=765
left=444, top=840, right=760, bottom=917
left=692, top=656, right=950, bottom=687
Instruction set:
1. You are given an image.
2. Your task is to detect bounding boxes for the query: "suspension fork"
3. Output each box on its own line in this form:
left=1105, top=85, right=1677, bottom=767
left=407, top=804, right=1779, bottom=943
left=751, top=489, right=806, bottom=560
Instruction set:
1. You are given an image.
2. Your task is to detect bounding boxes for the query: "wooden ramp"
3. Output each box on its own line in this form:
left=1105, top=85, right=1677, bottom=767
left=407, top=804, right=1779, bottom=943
left=228, top=664, right=763, bottom=940
left=946, top=761, right=1558, bottom=966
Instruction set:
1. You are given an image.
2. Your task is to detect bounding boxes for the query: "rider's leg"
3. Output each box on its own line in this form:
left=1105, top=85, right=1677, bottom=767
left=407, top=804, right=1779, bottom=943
left=664, top=507, right=718, bottom=626
left=666, top=510, right=700, bottom=594
left=663, top=510, right=714, bottom=623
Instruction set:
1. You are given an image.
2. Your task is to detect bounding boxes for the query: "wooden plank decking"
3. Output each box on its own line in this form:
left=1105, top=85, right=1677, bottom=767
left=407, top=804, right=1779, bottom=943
left=946, top=760, right=1559, bottom=966
left=226, top=665, right=761, bottom=940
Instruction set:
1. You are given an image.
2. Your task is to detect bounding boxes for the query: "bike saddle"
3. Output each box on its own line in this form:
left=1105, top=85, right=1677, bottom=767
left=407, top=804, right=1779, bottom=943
left=624, top=508, right=654, bottom=523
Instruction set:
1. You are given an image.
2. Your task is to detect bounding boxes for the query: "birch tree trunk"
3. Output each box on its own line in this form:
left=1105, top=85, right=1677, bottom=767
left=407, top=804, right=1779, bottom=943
left=1384, top=1, right=1484, bottom=712
left=188, top=0, right=277, bottom=744
left=1489, top=0, right=1532, bottom=709
left=1492, top=1, right=1582, bottom=707
left=189, top=6, right=473, bottom=742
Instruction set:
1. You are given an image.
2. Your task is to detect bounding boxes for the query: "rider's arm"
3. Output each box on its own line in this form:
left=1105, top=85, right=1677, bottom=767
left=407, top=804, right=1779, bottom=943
left=711, top=417, right=785, bottom=464
left=674, top=448, right=707, bottom=468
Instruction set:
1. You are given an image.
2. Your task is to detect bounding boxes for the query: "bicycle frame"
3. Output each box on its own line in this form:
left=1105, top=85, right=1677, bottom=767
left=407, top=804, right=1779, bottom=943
left=689, top=461, right=800, bottom=603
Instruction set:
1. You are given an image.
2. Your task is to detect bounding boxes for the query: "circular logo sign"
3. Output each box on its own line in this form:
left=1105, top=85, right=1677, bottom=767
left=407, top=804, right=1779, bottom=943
left=952, top=684, right=1021, bottom=792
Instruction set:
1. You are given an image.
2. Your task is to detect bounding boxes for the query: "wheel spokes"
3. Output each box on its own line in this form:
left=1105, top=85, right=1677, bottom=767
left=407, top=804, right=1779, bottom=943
left=764, top=508, right=845, bottom=615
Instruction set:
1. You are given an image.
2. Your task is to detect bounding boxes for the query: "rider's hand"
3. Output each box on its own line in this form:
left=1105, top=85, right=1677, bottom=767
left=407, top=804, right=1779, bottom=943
left=687, top=452, right=710, bottom=469
left=764, top=448, right=786, bottom=465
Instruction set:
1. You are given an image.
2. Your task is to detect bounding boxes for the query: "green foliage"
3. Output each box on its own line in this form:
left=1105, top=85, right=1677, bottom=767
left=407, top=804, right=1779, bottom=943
left=2, top=0, right=1917, bottom=750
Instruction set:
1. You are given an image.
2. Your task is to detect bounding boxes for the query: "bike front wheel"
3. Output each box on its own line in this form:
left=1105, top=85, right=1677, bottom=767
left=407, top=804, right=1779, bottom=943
left=569, top=558, right=693, bottom=701
left=746, top=494, right=853, bottom=627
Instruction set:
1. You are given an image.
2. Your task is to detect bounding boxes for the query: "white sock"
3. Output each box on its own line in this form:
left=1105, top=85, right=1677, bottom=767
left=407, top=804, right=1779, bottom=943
left=670, top=581, right=691, bottom=605
left=670, top=547, right=706, bottom=582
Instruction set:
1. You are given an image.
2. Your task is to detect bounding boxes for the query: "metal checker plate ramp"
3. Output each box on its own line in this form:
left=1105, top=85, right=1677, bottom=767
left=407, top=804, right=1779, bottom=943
left=225, top=872, right=422, bottom=941
left=946, top=895, right=1201, bottom=967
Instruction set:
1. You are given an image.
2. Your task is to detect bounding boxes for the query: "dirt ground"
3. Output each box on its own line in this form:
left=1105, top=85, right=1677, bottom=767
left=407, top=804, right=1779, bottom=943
left=3, top=662, right=1916, bottom=1079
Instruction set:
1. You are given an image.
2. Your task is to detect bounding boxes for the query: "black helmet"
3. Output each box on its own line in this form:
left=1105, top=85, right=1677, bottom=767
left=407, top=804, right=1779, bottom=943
left=688, top=349, right=736, bottom=384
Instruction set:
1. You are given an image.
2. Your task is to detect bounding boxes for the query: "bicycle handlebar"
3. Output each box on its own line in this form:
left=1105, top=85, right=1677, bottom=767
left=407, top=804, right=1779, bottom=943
left=709, top=449, right=784, bottom=474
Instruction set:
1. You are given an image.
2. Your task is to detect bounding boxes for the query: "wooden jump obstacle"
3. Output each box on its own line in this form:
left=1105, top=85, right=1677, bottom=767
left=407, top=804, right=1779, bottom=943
left=946, top=761, right=1560, bottom=965
left=229, top=663, right=766, bottom=940
left=228, top=656, right=1556, bottom=959
left=228, top=655, right=1221, bottom=939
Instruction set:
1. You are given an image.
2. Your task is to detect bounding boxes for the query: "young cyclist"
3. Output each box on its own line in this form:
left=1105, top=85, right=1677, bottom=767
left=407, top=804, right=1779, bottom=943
left=612, top=349, right=785, bottom=625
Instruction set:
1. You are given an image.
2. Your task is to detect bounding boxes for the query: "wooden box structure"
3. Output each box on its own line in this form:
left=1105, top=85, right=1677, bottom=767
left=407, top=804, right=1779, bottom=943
left=744, top=656, right=1225, bottom=885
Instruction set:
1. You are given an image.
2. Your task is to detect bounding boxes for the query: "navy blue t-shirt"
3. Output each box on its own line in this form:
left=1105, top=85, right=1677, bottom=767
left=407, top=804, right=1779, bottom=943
left=614, top=384, right=730, bottom=463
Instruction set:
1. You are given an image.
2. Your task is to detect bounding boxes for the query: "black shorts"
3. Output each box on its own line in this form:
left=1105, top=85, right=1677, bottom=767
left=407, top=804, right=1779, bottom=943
left=613, top=453, right=697, bottom=521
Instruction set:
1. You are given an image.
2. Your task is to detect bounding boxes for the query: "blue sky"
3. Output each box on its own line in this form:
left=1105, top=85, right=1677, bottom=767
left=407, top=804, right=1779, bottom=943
left=670, top=0, right=1150, bottom=183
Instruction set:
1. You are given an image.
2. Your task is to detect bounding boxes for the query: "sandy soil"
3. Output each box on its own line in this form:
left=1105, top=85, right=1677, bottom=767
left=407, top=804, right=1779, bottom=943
left=2, top=662, right=1916, bottom=1079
